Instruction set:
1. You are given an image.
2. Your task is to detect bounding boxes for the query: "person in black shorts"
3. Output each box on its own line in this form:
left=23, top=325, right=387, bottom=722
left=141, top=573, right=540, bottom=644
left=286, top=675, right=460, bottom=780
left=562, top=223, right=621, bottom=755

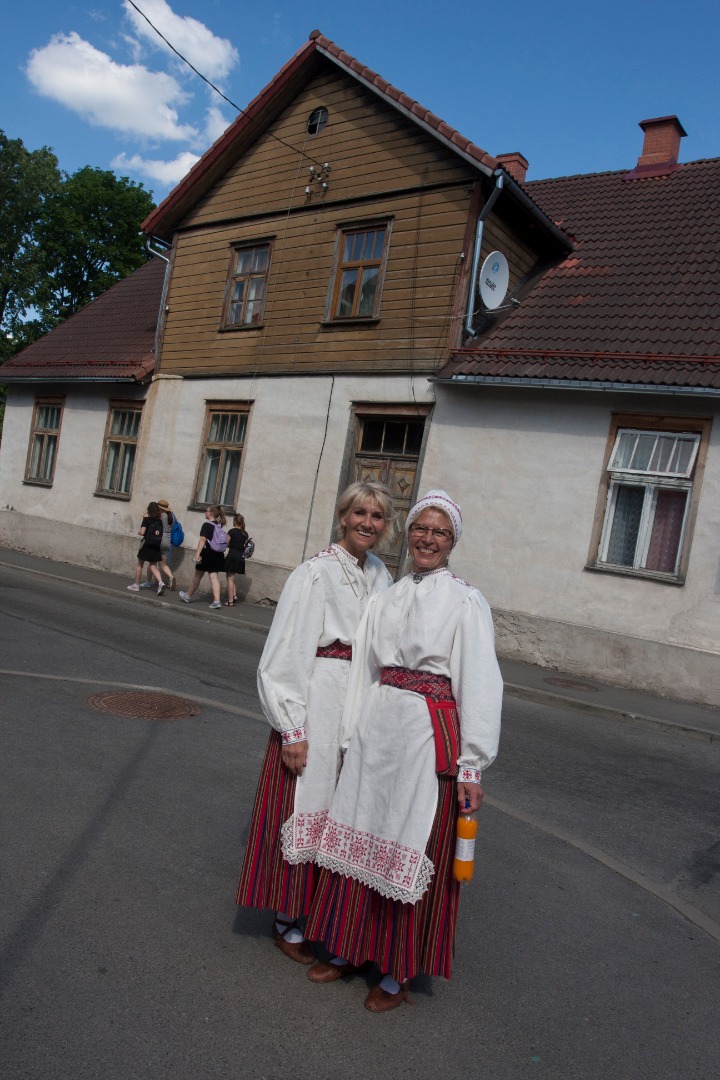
left=179, top=505, right=227, bottom=609
left=224, top=513, right=248, bottom=606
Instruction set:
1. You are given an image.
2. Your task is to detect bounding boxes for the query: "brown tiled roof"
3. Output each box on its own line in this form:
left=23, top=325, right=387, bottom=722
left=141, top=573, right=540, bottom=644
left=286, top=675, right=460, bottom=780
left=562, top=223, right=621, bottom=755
left=442, top=158, right=720, bottom=390
left=142, top=30, right=542, bottom=242
left=1, top=258, right=165, bottom=382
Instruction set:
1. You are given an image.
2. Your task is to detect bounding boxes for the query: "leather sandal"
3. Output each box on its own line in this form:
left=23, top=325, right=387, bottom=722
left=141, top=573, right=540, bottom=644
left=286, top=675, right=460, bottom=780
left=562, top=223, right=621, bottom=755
left=271, top=919, right=315, bottom=965
left=364, top=981, right=412, bottom=1013
left=307, top=959, right=369, bottom=983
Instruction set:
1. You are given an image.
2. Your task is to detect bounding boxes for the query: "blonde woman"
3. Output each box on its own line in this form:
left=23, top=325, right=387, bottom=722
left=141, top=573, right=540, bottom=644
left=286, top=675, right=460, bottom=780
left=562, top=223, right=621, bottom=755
left=178, top=505, right=227, bottom=609
left=236, top=482, right=394, bottom=965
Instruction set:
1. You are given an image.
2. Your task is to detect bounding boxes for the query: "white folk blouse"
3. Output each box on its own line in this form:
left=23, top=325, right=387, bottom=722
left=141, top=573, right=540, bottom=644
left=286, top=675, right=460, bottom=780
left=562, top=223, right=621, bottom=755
left=256, top=544, right=392, bottom=864
left=316, top=567, right=503, bottom=904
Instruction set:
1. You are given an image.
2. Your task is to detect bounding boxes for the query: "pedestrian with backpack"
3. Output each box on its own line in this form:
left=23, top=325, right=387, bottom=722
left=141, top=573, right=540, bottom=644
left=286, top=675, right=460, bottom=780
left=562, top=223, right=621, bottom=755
left=224, top=513, right=251, bottom=606
left=179, top=505, right=227, bottom=609
left=127, top=502, right=166, bottom=594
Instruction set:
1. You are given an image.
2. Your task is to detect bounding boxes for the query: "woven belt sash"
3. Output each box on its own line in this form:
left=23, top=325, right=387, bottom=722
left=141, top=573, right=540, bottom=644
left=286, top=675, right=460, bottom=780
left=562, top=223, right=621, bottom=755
left=380, top=666, right=460, bottom=777
left=316, top=640, right=352, bottom=661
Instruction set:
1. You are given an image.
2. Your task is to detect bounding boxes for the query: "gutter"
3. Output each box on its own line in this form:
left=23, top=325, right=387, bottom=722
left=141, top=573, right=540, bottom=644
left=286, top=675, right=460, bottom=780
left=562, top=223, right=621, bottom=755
left=1, top=376, right=149, bottom=384
left=431, top=374, right=720, bottom=397
left=464, top=173, right=504, bottom=338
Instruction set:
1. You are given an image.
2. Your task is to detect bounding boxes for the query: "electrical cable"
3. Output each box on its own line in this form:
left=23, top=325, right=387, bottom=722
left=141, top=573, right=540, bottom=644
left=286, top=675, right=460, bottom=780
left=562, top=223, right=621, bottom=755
left=126, top=1, right=325, bottom=169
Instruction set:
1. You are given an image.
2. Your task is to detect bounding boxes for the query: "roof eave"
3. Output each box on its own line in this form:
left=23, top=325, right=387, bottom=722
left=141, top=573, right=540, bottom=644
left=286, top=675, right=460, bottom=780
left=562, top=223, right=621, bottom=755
left=430, top=374, right=720, bottom=396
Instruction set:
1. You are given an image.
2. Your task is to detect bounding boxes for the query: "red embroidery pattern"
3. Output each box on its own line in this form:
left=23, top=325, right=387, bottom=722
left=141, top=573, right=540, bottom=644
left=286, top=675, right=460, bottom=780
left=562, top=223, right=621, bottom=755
left=380, top=666, right=452, bottom=701
left=316, top=640, right=352, bottom=661
left=281, top=727, right=306, bottom=745
left=459, top=767, right=481, bottom=784
left=320, top=817, right=422, bottom=889
left=293, top=809, right=328, bottom=851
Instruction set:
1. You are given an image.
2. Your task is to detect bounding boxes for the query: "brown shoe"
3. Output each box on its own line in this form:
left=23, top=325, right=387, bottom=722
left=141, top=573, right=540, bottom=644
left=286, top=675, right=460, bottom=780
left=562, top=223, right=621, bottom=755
left=271, top=919, right=315, bottom=965
left=307, top=960, right=362, bottom=983
left=364, top=981, right=412, bottom=1013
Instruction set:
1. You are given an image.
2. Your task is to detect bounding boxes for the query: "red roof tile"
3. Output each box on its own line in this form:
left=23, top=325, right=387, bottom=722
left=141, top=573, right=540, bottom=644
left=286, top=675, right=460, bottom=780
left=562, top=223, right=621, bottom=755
left=2, top=258, right=165, bottom=382
left=442, top=158, right=720, bottom=390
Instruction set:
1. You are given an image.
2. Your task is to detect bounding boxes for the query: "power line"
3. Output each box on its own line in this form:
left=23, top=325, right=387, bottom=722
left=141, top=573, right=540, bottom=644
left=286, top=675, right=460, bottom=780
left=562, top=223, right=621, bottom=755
left=126, top=1, right=323, bottom=167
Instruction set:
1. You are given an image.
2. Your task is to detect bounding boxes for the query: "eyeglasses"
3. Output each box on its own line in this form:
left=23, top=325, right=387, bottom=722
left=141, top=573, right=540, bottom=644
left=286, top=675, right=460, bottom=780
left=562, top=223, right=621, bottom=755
left=409, top=523, right=453, bottom=542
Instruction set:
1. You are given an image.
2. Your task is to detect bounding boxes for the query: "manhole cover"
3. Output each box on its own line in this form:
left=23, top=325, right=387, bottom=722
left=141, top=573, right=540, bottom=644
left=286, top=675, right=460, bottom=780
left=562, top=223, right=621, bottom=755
left=86, top=691, right=201, bottom=720
left=543, top=677, right=599, bottom=693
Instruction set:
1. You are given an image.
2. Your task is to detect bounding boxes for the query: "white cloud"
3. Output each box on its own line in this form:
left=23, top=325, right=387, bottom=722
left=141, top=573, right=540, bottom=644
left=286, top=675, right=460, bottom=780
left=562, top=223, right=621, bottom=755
left=123, top=0, right=238, bottom=83
left=25, top=31, right=198, bottom=142
left=204, top=103, right=232, bottom=145
left=112, top=149, right=200, bottom=186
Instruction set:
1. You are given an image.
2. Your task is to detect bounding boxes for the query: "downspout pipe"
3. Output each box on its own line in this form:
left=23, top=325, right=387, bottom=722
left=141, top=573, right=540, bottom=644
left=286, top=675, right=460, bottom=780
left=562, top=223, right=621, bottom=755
left=464, top=172, right=504, bottom=339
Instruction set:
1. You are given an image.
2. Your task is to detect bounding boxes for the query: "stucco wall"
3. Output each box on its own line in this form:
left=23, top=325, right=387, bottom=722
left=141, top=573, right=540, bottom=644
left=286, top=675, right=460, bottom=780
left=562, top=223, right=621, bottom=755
left=1, top=375, right=718, bottom=704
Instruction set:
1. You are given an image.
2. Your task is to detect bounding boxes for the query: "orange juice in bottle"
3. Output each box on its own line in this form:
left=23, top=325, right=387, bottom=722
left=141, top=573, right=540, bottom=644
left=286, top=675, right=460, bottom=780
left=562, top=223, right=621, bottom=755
left=453, top=801, right=478, bottom=882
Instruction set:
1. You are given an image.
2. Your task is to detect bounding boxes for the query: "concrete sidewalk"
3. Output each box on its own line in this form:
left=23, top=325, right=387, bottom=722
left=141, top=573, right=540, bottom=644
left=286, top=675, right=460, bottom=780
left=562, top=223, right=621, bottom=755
left=2, top=545, right=719, bottom=742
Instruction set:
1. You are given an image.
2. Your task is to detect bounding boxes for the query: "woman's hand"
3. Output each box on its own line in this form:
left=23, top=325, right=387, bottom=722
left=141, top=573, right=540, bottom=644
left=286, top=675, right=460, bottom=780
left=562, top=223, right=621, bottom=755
left=282, top=740, right=308, bottom=777
left=457, top=781, right=484, bottom=814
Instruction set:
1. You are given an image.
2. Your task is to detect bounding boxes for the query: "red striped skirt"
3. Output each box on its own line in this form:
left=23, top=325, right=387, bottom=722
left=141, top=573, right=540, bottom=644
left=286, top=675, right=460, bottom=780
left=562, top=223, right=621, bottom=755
left=305, top=775, right=460, bottom=982
left=235, top=730, right=317, bottom=918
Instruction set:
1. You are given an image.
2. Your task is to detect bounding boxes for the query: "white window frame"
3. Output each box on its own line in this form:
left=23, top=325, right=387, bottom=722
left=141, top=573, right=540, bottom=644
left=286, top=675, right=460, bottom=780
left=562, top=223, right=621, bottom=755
left=589, top=417, right=711, bottom=585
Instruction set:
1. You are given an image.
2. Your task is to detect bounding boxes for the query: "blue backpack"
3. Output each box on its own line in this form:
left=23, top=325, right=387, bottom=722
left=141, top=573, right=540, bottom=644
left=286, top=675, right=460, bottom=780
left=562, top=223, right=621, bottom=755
left=170, top=518, right=184, bottom=546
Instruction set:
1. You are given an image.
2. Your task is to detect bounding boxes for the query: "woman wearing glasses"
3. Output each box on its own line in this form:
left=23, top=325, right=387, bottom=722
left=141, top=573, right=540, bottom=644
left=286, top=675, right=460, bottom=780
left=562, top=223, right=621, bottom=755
left=305, top=490, right=503, bottom=1011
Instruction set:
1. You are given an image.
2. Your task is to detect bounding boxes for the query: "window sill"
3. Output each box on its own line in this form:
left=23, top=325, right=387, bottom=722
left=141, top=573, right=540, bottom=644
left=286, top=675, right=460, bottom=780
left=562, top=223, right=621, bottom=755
left=94, top=490, right=132, bottom=501
left=23, top=478, right=53, bottom=488
left=584, top=563, right=685, bottom=587
left=320, top=317, right=380, bottom=328
left=218, top=323, right=265, bottom=333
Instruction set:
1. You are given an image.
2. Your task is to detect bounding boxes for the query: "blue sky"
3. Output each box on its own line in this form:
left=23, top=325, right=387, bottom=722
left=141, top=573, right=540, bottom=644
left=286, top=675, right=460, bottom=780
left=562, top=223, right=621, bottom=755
left=2, top=0, right=719, bottom=203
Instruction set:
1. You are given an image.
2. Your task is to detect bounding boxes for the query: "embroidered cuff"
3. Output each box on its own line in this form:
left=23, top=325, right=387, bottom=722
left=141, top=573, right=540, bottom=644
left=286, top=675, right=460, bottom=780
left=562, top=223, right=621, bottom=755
left=281, top=727, right=307, bottom=745
left=458, top=766, right=482, bottom=785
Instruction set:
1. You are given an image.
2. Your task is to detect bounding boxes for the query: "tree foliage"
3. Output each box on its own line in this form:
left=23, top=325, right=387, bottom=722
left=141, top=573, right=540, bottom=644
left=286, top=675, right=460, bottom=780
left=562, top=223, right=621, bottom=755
left=0, top=133, right=156, bottom=363
left=34, top=167, right=156, bottom=328
left=0, top=133, right=61, bottom=361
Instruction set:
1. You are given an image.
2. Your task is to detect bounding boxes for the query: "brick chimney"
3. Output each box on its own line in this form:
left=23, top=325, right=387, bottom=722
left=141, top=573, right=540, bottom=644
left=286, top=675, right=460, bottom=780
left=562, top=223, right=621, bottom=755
left=626, top=115, right=687, bottom=179
left=496, top=152, right=529, bottom=184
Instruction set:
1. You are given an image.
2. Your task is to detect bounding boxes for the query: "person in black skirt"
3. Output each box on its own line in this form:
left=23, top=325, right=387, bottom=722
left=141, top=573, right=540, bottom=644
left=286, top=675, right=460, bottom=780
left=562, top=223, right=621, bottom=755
left=127, top=502, right=166, bottom=594
left=224, top=513, right=248, bottom=606
left=178, top=505, right=227, bottom=609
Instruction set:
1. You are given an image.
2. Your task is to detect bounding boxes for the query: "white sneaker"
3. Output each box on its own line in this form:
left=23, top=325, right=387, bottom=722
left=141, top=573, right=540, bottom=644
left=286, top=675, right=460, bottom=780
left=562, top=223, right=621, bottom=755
left=157, top=581, right=166, bottom=596
left=179, top=591, right=191, bottom=603
left=209, top=600, right=221, bottom=609
left=127, top=584, right=140, bottom=592
left=139, top=581, right=153, bottom=590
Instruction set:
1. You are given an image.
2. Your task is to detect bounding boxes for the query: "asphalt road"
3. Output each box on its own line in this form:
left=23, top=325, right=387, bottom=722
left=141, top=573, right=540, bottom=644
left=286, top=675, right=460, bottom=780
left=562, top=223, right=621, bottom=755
left=1, top=568, right=719, bottom=1080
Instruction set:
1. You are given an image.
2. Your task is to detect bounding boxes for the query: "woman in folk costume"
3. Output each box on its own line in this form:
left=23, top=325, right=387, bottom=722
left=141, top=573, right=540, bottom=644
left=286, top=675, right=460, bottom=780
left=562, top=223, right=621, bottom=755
left=236, top=482, right=394, bottom=962
left=305, top=490, right=503, bottom=1010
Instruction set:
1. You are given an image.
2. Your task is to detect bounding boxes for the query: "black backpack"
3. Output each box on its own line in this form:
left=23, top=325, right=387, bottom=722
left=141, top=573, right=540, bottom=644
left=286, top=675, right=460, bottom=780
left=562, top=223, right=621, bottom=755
left=145, top=518, right=163, bottom=548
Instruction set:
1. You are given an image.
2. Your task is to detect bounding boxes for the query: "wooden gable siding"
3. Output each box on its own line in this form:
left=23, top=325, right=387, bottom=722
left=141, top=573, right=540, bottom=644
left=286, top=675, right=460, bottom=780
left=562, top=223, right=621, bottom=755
left=159, top=182, right=474, bottom=376
left=183, top=69, right=473, bottom=227
left=158, top=66, right=484, bottom=377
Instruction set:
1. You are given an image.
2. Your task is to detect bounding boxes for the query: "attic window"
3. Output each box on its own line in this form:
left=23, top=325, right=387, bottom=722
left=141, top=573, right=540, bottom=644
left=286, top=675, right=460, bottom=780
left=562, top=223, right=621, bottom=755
left=307, top=108, right=328, bottom=135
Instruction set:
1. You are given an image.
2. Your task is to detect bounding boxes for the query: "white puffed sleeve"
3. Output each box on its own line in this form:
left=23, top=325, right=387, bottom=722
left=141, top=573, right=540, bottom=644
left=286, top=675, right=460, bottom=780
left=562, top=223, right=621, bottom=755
left=338, top=593, right=381, bottom=753
left=256, top=563, right=326, bottom=743
left=449, top=590, right=503, bottom=784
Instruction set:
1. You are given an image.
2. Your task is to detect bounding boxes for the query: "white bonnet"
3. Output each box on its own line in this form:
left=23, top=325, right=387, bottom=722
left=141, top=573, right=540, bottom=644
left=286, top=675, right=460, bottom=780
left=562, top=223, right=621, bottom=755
left=405, top=490, right=463, bottom=547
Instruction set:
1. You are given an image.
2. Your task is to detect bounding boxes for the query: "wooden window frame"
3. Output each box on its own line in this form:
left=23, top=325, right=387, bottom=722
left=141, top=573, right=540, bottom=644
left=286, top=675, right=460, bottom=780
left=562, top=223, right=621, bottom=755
left=95, top=402, right=144, bottom=500
left=586, top=413, right=712, bottom=586
left=220, top=239, right=273, bottom=331
left=325, top=220, right=392, bottom=323
left=190, top=402, right=251, bottom=512
left=23, top=397, right=64, bottom=487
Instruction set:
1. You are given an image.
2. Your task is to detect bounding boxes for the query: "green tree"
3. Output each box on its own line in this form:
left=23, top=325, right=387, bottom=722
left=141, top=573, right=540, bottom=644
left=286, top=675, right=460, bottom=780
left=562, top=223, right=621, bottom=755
left=0, top=132, right=61, bottom=362
left=34, top=167, right=155, bottom=328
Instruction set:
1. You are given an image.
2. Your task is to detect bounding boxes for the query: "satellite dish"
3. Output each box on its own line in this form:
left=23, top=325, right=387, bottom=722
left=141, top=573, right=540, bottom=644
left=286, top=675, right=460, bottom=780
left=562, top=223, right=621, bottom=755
left=479, top=251, right=509, bottom=310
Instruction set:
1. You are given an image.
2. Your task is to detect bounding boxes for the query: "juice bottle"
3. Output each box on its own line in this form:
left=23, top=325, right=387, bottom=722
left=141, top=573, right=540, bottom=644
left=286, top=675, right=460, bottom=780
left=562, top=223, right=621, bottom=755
left=453, top=805, right=478, bottom=882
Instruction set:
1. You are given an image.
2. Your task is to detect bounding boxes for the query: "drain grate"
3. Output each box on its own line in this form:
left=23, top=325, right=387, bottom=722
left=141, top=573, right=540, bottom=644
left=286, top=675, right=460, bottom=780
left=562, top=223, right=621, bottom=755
left=86, top=691, right=202, bottom=720
left=544, top=677, right=599, bottom=693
